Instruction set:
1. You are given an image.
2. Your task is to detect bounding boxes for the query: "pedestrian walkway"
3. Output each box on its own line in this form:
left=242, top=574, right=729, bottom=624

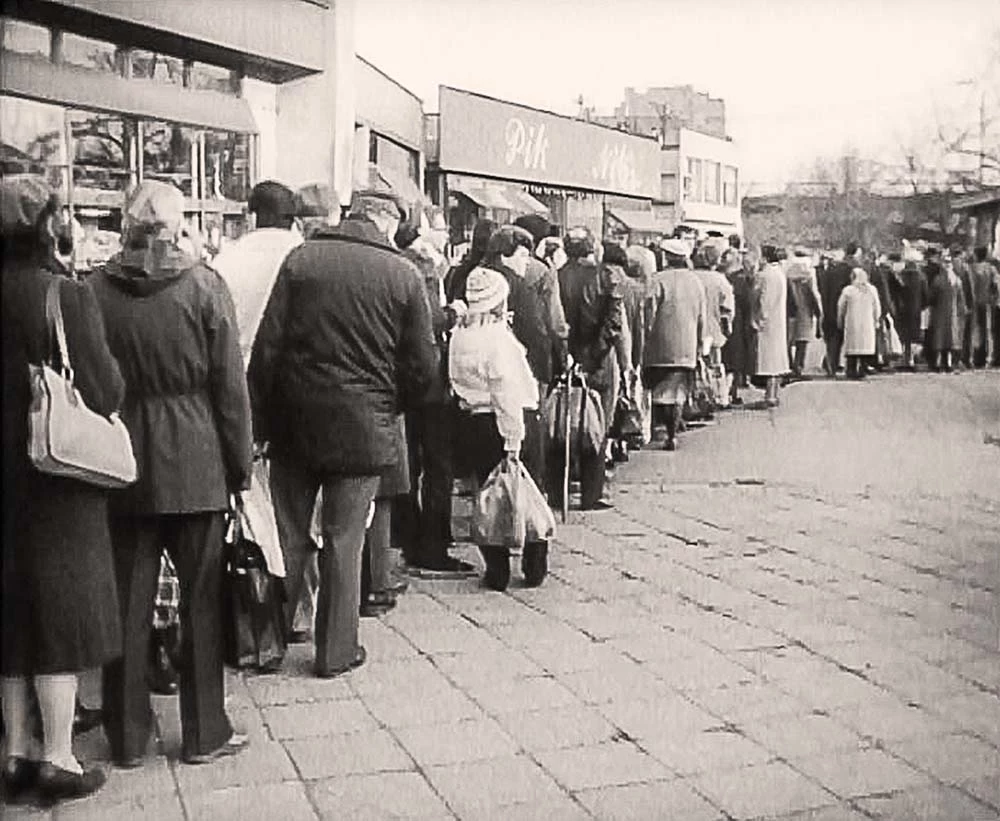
left=9, top=373, right=1000, bottom=821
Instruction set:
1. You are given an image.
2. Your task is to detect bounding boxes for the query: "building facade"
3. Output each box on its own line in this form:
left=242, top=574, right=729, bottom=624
left=425, top=86, right=662, bottom=251
left=658, top=127, right=741, bottom=237
left=1, top=0, right=356, bottom=264
left=594, top=85, right=727, bottom=142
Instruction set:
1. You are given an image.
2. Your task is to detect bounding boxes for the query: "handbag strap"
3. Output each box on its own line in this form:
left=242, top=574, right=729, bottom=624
left=44, top=278, right=73, bottom=383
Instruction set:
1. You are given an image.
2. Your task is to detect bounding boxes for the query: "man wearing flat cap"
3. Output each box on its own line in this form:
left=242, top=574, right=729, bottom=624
left=248, top=185, right=436, bottom=678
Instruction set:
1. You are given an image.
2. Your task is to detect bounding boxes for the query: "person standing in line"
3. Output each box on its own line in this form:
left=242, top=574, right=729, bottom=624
left=837, top=268, right=882, bottom=379
left=969, top=246, right=999, bottom=367
left=449, top=268, right=545, bottom=591
left=723, top=248, right=758, bottom=405
left=393, top=209, right=476, bottom=577
left=643, top=238, right=707, bottom=451
left=693, top=243, right=735, bottom=377
left=784, top=247, right=823, bottom=379
left=818, top=243, right=860, bottom=376
left=890, top=253, right=928, bottom=370
left=92, top=181, right=252, bottom=767
left=555, top=227, right=631, bottom=510
left=248, top=186, right=436, bottom=678
left=445, top=218, right=497, bottom=304
left=928, top=252, right=968, bottom=373
left=753, top=244, right=791, bottom=406
left=2, top=208, right=124, bottom=803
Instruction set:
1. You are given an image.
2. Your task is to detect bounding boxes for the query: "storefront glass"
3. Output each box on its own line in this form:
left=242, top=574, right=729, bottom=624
left=71, top=110, right=136, bottom=200
left=2, top=18, right=49, bottom=58
left=131, top=50, right=185, bottom=85
left=0, top=95, right=69, bottom=193
left=61, top=32, right=119, bottom=73
left=204, top=129, right=252, bottom=202
left=143, top=120, right=196, bottom=196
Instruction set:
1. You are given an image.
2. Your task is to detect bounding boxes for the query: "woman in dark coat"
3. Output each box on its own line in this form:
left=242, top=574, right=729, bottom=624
left=723, top=250, right=758, bottom=404
left=91, top=181, right=252, bottom=767
left=2, top=220, right=124, bottom=803
left=889, top=259, right=927, bottom=369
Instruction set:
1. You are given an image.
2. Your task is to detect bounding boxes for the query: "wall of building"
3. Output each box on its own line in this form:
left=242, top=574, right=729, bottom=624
left=668, top=129, right=741, bottom=232
left=355, top=56, right=423, bottom=152
left=616, top=85, right=726, bottom=140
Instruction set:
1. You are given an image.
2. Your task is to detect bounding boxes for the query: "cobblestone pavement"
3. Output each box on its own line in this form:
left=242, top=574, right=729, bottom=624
left=9, top=372, right=999, bottom=821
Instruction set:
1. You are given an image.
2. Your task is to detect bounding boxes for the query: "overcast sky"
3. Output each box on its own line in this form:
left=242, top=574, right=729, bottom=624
left=355, top=0, right=1000, bottom=192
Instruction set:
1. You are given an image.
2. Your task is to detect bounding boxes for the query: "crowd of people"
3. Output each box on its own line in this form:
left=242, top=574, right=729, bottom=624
left=3, top=174, right=1000, bottom=807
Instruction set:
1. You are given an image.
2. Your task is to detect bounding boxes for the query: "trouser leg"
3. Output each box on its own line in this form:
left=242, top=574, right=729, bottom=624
left=394, top=412, right=422, bottom=564
left=314, top=475, right=379, bottom=675
left=167, top=513, right=231, bottom=759
left=579, top=441, right=606, bottom=509
left=663, top=404, right=677, bottom=442
left=793, top=342, right=808, bottom=374
left=418, top=405, right=456, bottom=561
left=102, top=515, right=161, bottom=763
left=364, top=498, right=393, bottom=596
left=270, top=459, right=322, bottom=639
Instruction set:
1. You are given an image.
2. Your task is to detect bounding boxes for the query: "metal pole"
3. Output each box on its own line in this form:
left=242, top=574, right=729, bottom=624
left=979, top=91, right=987, bottom=186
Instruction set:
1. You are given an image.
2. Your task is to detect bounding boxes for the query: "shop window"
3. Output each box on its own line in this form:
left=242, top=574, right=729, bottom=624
left=143, top=121, right=197, bottom=197
left=684, top=158, right=703, bottom=203
left=723, top=165, right=739, bottom=207
left=2, top=17, right=50, bottom=58
left=370, top=133, right=418, bottom=183
left=131, top=50, right=185, bottom=86
left=189, top=62, right=236, bottom=94
left=0, top=94, right=70, bottom=193
left=204, top=129, right=251, bottom=202
left=704, top=161, right=721, bottom=204
left=70, top=111, right=136, bottom=205
left=60, top=32, right=119, bottom=73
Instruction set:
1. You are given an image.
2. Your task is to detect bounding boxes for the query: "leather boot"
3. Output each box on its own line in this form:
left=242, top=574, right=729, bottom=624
left=521, top=541, right=548, bottom=588
left=148, top=626, right=179, bottom=696
left=480, top=547, right=511, bottom=591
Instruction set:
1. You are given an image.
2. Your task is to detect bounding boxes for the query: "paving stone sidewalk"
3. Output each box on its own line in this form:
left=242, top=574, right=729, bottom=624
left=8, top=373, right=1000, bottom=821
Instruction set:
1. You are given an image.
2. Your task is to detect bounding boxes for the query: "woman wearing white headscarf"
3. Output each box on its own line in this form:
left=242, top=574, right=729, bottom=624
left=837, top=267, right=882, bottom=379
left=449, top=267, right=544, bottom=591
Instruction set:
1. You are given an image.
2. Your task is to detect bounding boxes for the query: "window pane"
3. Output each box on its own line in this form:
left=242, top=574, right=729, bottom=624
left=204, top=129, right=251, bottom=202
left=2, top=18, right=49, bottom=58
left=373, top=134, right=418, bottom=183
left=61, top=32, right=119, bottom=73
left=704, top=162, right=721, bottom=204
left=143, top=120, right=196, bottom=196
left=131, top=50, right=184, bottom=85
left=0, top=94, right=69, bottom=194
left=189, top=62, right=234, bottom=94
left=70, top=111, right=135, bottom=196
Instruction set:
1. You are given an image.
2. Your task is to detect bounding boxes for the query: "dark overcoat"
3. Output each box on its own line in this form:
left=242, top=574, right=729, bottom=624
left=248, top=220, right=436, bottom=476
left=2, top=259, right=125, bottom=674
left=722, top=269, right=756, bottom=375
left=889, top=263, right=927, bottom=344
left=90, top=245, right=252, bottom=514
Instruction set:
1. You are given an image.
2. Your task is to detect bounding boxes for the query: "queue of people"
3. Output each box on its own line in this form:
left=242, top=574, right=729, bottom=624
left=3, top=172, right=1000, bottom=809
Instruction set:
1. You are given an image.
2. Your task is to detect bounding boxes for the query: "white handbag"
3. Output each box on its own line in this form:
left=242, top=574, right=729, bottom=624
left=28, top=278, right=138, bottom=489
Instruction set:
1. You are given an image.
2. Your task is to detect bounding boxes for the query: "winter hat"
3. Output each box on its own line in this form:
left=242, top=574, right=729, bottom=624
left=464, top=266, right=510, bottom=314
left=513, top=214, right=551, bottom=245
left=124, top=180, right=185, bottom=236
left=564, top=226, right=596, bottom=259
left=660, top=237, right=691, bottom=258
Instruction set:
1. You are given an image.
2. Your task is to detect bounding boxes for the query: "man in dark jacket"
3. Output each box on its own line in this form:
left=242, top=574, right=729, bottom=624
left=92, top=181, right=252, bottom=766
left=394, top=209, right=475, bottom=575
left=554, top=227, right=629, bottom=510
left=818, top=242, right=860, bottom=376
left=248, top=187, right=436, bottom=678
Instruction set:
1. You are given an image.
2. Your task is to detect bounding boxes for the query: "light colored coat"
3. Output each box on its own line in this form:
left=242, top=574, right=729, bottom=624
left=643, top=267, right=706, bottom=369
left=837, top=270, right=881, bottom=356
left=752, top=262, right=789, bottom=375
left=695, top=269, right=735, bottom=349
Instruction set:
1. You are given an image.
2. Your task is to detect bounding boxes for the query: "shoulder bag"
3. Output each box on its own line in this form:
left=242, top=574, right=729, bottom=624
left=28, top=278, right=138, bottom=488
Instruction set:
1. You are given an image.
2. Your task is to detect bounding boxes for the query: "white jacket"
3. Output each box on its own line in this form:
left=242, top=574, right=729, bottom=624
left=449, top=320, right=539, bottom=452
left=213, top=227, right=303, bottom=364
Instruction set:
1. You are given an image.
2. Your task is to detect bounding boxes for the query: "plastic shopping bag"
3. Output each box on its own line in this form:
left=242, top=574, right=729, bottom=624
left=243, top=458, right=285, bottom=577
left=885, top=316, right=903, bottom=357
left=472, top=457, right=556, bottom=549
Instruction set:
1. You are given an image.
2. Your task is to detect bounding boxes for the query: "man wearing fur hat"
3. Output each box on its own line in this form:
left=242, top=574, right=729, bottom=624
left=248, top=185, right=436, bottom=678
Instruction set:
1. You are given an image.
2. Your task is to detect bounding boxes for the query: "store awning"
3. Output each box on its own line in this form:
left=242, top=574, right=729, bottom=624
left=449, top=177, right=549, bottom=216
left=608, top=208, right=670, bottom=234
left=371, top=163, right=429, bottom=215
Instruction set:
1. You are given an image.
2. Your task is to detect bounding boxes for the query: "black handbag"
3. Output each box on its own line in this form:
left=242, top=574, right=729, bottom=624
left=611, top=393, right=644, bottom=441
left=223, top=497, right=287, bottom=672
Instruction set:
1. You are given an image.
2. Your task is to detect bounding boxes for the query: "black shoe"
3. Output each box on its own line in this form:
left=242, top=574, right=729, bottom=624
left=522, top=542, right=548, bottom=588
left=482, top=547, right=511, bottom=591
left=36, top=762, right=106, bottom=805
left=182, top=733, right=250, bottom=765
left=315, top=647, right=367, bottom=679
left=73, top=703, right=104, bottom=736
left=360, top=591, right=397, bottom=618
left=287, top=629, right=311, bottom=645
left=2, top=756, right=40, bottom=803
left=148, top=644, right=179, bottom=696
left=664, top=439, right=677, bottom=451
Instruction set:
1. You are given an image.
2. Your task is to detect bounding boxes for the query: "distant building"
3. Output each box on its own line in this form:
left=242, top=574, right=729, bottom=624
left=595, top=86, right=740, bottom=236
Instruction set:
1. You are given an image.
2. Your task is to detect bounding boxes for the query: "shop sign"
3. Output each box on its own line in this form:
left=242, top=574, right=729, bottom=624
left=439, top=86, right=660, bottom=199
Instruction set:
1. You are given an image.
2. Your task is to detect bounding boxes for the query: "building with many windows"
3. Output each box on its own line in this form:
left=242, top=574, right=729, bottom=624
left=1, top=0, right=357, bottom=265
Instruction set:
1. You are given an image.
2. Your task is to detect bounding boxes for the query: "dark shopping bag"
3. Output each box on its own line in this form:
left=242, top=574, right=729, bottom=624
left=611, top=392, right=644, bottom=441
left=683, top=358, right=716, bottom=422
left=472, top=456, right=556, bottom=549
left=224, top=496, right=287, bottom=672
